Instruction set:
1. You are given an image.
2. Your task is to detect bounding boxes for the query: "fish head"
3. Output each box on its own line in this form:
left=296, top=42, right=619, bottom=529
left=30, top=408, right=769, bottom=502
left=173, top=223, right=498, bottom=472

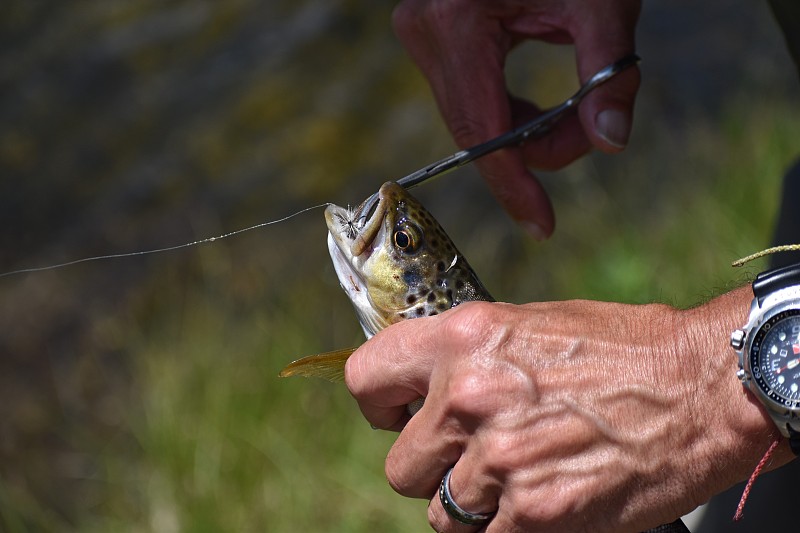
left=325, top=181, right=491, bottom=338
left=279, top=182, right=492, bottom=383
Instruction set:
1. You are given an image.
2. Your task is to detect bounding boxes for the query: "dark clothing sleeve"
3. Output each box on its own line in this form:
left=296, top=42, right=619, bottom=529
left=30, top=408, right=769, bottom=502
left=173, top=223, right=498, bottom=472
left=769, top=0, right=800, bottom=75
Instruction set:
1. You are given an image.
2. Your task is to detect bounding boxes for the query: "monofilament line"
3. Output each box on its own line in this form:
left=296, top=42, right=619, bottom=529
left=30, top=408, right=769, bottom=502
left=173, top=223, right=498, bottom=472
left=0, top=203, right=332, bottom=278
left=732, top=244, right=800, bottom=267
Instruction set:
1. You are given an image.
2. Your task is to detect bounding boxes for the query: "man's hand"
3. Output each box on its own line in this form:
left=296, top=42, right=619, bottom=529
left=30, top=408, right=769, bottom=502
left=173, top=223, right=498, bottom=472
left=392, top=0, right=642, bottom=238
left=345, top=290, right=794, bottom=532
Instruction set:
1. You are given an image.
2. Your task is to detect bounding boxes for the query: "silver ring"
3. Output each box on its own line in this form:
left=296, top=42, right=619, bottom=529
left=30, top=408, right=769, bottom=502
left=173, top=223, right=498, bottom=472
left=438, top=467, right=496, bottom=526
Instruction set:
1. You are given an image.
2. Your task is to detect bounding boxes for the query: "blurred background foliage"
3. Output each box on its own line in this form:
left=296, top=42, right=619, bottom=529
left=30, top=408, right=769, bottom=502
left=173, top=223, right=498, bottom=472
left=0, top=0, right=798, bottom=531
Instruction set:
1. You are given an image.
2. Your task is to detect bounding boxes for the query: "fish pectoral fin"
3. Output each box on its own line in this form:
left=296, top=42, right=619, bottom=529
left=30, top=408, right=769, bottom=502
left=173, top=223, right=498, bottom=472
left=278, top=347, right=358, bottom=383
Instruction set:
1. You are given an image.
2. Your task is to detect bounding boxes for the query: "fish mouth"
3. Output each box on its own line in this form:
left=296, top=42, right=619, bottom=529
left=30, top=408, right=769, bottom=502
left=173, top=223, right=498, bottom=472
left=324, top=183, right=396, bottom=338
left=324, top=182, right=394, bottom=261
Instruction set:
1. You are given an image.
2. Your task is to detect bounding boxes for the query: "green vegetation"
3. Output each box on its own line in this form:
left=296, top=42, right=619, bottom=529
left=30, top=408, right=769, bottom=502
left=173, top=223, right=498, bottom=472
left=1, top=2, right=798, bottom=532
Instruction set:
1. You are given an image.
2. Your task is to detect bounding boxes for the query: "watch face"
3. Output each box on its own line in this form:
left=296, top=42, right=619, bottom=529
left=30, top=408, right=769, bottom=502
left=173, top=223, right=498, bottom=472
left=750, top=308, right=800, bottom=407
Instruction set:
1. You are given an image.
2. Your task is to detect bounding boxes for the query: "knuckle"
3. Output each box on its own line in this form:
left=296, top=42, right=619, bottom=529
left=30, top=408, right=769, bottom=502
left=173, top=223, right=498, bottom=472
left=442, top=103, right=500, bottom=149
left=342, top=352, right=366, bottom=398
left=427, top=500, right=445, bottom=531
left=505, top=491, right=565, bottom=529
left=483, top=433, right=520, bottom=471
left=448, top=116, right=483, bottom=149
left=444, top=368, right=489, bottom=417
left=384, top=457, right=405, bottom=494
left=444, top=301, right=511, bottom=354
left=443, top=110, right=503, bottom=153
left=444, top=301, right=498, bottom=344
left=384, top=448, right=413, bottom=496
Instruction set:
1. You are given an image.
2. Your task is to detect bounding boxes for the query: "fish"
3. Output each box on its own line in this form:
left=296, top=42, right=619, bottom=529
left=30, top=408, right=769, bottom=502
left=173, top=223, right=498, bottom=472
left=278, top=181, right=689, bottom=533
left=279, top=181, right=493, bottom=381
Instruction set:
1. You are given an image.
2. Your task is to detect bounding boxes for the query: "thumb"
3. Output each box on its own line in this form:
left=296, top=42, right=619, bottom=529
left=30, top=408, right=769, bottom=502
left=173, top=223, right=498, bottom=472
left=572, top=3, right=642, bottom=153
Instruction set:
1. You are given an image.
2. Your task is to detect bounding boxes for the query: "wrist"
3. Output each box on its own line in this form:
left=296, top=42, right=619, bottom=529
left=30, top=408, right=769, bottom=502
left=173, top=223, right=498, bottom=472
left=680, top=287, right=795, bottom=496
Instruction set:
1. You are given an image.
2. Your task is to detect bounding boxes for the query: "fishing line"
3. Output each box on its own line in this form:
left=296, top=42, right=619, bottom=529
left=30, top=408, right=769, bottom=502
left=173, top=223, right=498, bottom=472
left=0, top=203, right=332, bottom=279
left=732, top=244, right=800, bottom=267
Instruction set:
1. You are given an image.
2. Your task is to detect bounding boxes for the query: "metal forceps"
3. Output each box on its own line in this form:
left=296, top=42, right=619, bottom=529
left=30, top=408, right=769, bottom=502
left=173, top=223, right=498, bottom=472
left=360, top=53, right=641, bottom=217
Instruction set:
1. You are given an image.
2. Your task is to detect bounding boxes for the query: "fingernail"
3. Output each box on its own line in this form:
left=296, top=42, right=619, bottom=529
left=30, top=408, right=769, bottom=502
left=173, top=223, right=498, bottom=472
left=521, top=222, right=547, bottom=241
left=595, top=109, right=630, bottom=149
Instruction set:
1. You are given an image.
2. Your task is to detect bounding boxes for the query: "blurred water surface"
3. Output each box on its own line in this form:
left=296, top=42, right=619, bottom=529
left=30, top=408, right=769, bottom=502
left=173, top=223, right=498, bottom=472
left=0, top=1, right=798, bottom=531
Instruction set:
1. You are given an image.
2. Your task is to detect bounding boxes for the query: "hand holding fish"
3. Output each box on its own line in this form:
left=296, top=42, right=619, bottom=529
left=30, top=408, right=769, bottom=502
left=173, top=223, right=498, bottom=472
left=280, top=183, right=789, bottom=531
left=345, top=291, right=795, bottom=532
left=392, top=0, right=642, bottom=238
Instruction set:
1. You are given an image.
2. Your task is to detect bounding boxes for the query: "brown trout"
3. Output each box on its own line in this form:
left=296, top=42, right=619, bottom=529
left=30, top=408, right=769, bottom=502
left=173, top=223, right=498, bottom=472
left=279, top=181, right=493, bottom=381
left=279, top=181, right=688, bottom=533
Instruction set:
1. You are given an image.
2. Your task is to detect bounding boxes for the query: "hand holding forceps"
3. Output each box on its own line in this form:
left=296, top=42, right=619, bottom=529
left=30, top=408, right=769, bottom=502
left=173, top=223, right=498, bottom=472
left=360, top=53, right=641, bottom=218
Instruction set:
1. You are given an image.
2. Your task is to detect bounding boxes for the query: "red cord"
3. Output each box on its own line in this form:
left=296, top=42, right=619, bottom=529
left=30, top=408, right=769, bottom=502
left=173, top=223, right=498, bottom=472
left=733, top=437, right=781, bottom=521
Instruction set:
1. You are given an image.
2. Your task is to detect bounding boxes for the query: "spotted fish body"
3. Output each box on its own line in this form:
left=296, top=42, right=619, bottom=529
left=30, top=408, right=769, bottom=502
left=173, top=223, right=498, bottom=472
left=279, top=181, right=492, bottom=380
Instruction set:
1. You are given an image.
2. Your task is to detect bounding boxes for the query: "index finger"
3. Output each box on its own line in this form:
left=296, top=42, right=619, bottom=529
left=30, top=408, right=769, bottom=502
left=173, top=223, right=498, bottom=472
left=392, top=2, right=564, bottom=238
left=344, top=316, right=441, bottom=430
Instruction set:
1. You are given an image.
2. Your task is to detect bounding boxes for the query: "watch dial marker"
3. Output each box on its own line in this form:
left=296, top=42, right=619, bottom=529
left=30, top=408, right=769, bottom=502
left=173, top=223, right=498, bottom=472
left=750, top=310, right=800, bottom=406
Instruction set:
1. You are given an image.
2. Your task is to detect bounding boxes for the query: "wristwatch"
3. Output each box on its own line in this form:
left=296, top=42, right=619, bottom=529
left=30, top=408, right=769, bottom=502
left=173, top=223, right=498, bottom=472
left=731, top=263, right=800, bottom=454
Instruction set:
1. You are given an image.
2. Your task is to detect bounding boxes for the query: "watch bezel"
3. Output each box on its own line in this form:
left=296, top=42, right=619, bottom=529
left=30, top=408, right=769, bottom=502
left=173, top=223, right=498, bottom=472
left=743, top=299, right=800, bottom=415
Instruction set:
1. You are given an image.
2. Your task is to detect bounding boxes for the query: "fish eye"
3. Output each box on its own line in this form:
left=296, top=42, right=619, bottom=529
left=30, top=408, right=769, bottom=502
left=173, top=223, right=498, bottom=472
left=394, top=230, right=412, bottom=249
left=393, top=224, right=421, bottom=253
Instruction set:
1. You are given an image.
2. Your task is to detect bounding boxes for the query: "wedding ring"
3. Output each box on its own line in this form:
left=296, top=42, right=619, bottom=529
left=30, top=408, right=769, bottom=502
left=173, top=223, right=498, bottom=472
left=438, top=467, right=495, bottom=526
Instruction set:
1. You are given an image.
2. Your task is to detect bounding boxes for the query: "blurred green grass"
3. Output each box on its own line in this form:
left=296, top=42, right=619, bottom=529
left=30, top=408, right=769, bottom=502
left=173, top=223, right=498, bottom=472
left=1, top=2, right=799, bottom=532
left=8, top=94, right=794, bottom=533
